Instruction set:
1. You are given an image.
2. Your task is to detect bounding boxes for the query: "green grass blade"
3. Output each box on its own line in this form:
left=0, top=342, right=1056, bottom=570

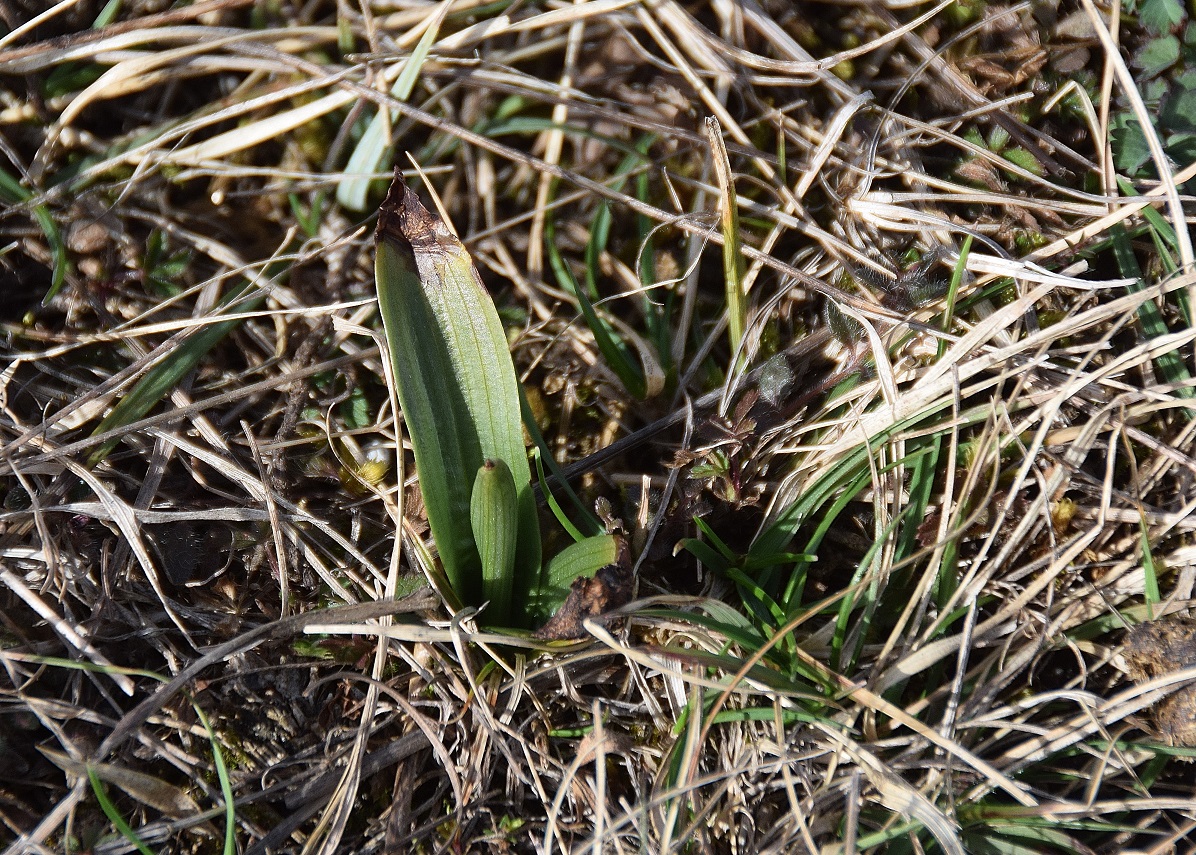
left=88, top=285, right=265, bottom=466
left=0, top=165, right=69, bottom=301
left=584, top=201, right=616, bottom=302
left=86, top=767, right=156, bottom=855
left=531, top=449, right=587, bottom=542
left=191, top=702, right=237, bottom=855
left=693, top=517, right=736, bottom=561
left=677, top=537, right=730, bottom=572
left=93, top=0, right=122, bottom=26
left=831, top=511, right=905, bottom=673
left=1117, top=177, right=1182, bottom=264
left=938, top=236, right=971, bottom=357
left=1110, top=222, right=1194, bottom=399
left=725, top=563, right=789, bottom=630
left=895, top=435, right=942, bottom=562
left=753, top=401, right=966, bottom=560
left=546, top=210, right=647, bottom=398
left=521, top=391, right=602, bottom=537
left=1139, top=516, right=1162, bottom=609
left=337, top=2, right=451, bottom=211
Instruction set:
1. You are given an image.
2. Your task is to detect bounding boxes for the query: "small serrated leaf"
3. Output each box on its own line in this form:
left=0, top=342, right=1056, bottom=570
left=1138, top=0, right=1183, bottom=34
left=1161, top=83, right=1196, bottom=133
left=1166, top=132, right=1196, bottom=169
left=1137, top=35, right=1181, bottom=77
left=1111, top=116, right=1152, bottom=174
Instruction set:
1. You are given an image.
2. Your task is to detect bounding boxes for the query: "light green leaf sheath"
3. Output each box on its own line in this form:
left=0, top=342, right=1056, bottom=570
left=471, top=459, right=518, bottom=624
left=375, top=173, right=541, bottom=621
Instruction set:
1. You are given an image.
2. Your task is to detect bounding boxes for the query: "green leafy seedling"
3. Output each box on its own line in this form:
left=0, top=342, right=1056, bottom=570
left=375, top=176, right=539, bottom=622
left=375, top=171, right=618, bottom=627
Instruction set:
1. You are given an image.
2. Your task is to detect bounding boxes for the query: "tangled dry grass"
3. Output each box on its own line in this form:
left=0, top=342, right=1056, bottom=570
left=2, top=0, right=1196, bottom=852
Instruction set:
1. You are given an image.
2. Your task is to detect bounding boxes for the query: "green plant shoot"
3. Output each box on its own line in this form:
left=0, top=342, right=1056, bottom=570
left=374, top=173, right=541, bottom=625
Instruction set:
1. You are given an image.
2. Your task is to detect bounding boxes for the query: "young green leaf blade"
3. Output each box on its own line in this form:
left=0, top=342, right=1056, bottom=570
left=546, top=211, right=646, bottom=399
left=471, top=458, right=518, bottom=625
left=375, top=175, right=540, bottom=619
left=0, top=166, right=69, bottom=301
left=336, top=0, right=451, bottom=212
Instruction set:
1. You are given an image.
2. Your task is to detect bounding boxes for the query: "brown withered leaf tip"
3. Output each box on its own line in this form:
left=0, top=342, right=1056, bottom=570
left=534, top=537, right=633, bottom=641
left=375, top=168, right=451, bottom=252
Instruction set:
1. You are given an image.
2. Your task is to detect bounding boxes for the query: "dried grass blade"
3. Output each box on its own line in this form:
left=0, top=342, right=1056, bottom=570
left=706, top=117, right=747, bottom=367
left=40, top=748, right=204, bottom=820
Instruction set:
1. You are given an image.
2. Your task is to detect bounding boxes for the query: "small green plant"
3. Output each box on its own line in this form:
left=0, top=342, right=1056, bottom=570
left=1111, top=0, right=1196, bottom=189
left=142, top=230, right=191, bottom=297
left=374, top=171, right=618, bottom=628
